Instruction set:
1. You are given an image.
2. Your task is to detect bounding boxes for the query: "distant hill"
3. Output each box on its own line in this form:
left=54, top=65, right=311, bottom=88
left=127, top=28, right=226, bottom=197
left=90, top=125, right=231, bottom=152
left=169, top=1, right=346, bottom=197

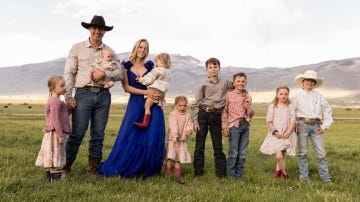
left=0, top=53, right=359, bottom=104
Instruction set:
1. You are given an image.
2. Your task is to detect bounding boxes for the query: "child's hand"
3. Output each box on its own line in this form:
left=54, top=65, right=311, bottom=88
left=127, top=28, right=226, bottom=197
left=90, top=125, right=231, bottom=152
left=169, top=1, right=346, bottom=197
left=168, top=135, right=177, bottom=142
left=243, top=96, right=252, bottom=109
left=185, top=128, right=193, bottom=136
left=274, top=132, right=281, bottom=139
left=222, top=128, right=229, bottom=137
left=194, top=124, right=200, bottom=133
left=179, top=135, right=187, bottom=142
left=58, top=137, right=65, bottom=144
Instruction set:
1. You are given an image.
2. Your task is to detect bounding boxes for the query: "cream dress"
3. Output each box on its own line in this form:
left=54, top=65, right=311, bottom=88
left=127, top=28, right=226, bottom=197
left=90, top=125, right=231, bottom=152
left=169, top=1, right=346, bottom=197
left=260, top=104, right=296, bottom=156
left=166, top=110, right=193, bottom=163
left=35, top=97, right=70, bottom=169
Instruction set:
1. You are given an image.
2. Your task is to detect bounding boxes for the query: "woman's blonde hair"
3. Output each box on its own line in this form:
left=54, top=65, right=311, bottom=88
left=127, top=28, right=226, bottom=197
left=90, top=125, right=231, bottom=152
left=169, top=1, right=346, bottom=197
left=174, top=95, right=188, bottom=106
left=47, top=75, right=63, bottom=94
left=271, top=85, right=290, bottom=106
left=155, top=52, right=171, bottom=68
left=129, top=39, right=149, bottom=62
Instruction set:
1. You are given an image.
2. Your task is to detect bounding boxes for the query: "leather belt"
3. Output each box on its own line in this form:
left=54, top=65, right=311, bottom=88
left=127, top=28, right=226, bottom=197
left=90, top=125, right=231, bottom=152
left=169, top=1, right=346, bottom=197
left=297, top=117, right=321, bottom=125
left=79, top=86, right=107, bottom=93
left=200, top=105, right=223, bottom=113
left=238, top=118, right=249, bottom=126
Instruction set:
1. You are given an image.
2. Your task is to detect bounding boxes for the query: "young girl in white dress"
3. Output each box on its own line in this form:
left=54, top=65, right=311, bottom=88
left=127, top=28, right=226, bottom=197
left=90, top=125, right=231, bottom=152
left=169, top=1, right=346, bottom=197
left=260, top=85, right=296, bottom=180
left=35, top=75, right=71, bottom=181
left=164, top=96, right=193, bottom=184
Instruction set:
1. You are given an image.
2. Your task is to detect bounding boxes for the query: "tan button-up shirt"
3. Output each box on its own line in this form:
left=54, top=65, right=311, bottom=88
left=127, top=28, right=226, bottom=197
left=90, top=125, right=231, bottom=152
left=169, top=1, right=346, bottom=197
left=191, top=77, right=233, bottom=125
left=64, top=39, right=122, bottom=98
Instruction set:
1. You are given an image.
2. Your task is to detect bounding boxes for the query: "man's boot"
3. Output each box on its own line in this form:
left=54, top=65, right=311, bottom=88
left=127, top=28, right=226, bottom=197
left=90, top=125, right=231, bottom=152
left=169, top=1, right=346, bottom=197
left=61, top=160, right=74, bottom=181
left=88, top=156, right=100, bottom=175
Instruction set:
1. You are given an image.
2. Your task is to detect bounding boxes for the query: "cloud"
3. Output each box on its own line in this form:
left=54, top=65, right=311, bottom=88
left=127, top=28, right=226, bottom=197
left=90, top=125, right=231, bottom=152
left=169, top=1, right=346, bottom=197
left=53, top=0, right=144, bottom=18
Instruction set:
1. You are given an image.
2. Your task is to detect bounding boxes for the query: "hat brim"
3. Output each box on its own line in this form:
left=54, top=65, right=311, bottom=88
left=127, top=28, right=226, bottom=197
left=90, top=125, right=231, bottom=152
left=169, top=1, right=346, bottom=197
left=81, top=22, right=113, bottom=31
left=295, top=75, right=323, bottom=88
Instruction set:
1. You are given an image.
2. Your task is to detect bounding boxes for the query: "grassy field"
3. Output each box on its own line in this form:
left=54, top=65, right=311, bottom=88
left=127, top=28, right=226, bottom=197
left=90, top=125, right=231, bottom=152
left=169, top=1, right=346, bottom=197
left=0, top=103, right=359, bottom=201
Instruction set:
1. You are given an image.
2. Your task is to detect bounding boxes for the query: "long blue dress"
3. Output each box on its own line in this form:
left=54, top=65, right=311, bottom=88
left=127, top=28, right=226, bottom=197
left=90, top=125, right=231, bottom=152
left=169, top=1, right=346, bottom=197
left=98, top=60, right=166, bottom=178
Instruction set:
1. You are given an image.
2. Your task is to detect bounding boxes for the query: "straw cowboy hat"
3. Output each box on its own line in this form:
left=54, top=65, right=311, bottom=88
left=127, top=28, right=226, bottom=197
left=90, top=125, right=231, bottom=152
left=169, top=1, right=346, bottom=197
left=295, top=70, right=323, bottom=88
left=81, top=15, right=113, bottom=31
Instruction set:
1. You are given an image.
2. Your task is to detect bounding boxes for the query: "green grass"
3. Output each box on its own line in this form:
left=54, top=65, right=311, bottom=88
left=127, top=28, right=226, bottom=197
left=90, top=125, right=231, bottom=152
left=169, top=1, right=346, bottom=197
left=1, top=104, right=360, bottom=201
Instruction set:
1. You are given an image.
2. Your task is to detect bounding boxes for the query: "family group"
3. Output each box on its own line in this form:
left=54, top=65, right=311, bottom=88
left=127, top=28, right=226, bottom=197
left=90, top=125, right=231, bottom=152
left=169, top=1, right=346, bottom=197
left=35, top=15, right=333, bottom=184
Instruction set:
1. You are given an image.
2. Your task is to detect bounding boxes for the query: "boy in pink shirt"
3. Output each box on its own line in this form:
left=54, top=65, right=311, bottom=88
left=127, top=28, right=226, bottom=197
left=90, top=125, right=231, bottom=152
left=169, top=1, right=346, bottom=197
left=221, top=72, right=254, bottom=179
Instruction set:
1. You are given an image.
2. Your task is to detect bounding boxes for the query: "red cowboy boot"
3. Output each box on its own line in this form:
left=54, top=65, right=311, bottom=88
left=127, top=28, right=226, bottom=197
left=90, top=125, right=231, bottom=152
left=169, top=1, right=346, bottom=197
left=282, top=168, right=289, bottom=180
left=134, top=114, right=151, bottom=128
left=173, top=167, right=185, bottom=184
left=164, top=165, right=172, bottom=177
left=273, top=168, right=282, bottom=180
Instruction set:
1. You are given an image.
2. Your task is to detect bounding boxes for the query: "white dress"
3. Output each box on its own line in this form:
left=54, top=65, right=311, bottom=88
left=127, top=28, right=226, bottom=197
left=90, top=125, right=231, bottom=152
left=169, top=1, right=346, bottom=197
left=260, top=104, right=296, bottom=156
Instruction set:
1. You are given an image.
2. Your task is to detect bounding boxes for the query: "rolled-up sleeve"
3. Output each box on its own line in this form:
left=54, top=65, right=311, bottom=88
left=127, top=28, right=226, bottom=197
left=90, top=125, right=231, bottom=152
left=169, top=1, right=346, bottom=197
left=64, top=45, right=78, bottom=99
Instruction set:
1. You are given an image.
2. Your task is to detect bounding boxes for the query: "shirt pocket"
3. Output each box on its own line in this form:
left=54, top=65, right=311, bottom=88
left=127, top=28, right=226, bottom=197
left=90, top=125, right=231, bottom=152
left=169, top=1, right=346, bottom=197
left=78, top=54, right=90, bottom=68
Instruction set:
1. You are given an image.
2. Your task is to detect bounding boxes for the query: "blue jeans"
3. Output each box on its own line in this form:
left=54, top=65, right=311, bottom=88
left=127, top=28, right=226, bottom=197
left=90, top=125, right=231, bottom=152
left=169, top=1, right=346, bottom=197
left=66, top=88, right=111, bottom=162
left=227, top=123, right=249, bottom=179
left=297, top=121, right=331, bottom=181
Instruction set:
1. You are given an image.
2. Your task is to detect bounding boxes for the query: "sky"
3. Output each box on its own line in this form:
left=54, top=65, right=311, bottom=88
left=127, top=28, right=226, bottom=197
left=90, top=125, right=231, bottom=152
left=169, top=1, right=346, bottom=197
left=1, top=0, right=360, bottom=68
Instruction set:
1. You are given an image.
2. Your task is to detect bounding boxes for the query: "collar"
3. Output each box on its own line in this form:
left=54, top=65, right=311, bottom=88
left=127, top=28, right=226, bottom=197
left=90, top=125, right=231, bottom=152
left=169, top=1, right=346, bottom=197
left=174, top=109, right=186, bottom=115
left=85, top=38, right=104, bottom=49
left=207, top=76, right=219, bottom=84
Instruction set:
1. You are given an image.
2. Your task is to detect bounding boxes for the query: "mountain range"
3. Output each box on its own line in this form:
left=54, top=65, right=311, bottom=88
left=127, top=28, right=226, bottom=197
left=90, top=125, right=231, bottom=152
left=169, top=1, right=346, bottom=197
left=0, top=53, right=359, bottom=104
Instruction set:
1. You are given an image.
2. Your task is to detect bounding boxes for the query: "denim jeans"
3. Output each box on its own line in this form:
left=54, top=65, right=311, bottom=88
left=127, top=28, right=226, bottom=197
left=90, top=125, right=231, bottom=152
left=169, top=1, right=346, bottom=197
left=297, top=121, right=331, bottom=181
left=193, top=110, right=226, bottom=177
left=227, top=123, right=249, bottom=178
left=66, top=88, right=111, bottom=162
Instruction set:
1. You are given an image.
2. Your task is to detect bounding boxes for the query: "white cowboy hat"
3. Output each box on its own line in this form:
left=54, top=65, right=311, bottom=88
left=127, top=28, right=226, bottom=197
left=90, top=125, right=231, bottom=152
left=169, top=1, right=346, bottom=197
left=294, top=70, right=323, bottom=88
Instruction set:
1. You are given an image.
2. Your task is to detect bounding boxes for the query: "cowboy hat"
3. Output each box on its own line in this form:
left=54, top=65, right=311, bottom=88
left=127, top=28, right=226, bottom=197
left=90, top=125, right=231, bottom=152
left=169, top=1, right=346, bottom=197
left=81, top=15, right=113, bottom=31
left=295, top=70, right=323, bottom=88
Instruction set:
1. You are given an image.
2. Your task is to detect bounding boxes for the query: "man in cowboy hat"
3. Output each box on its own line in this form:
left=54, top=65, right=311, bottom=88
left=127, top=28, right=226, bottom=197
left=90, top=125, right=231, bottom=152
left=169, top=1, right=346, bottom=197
left=291, top=70, right=333, bottom=183
left=63, top=15, right=122, bottom=180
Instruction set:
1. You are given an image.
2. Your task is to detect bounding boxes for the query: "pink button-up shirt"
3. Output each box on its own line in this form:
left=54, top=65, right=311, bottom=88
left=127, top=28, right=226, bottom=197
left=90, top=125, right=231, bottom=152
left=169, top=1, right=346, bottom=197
left=221, top=89, right=254, bottom=129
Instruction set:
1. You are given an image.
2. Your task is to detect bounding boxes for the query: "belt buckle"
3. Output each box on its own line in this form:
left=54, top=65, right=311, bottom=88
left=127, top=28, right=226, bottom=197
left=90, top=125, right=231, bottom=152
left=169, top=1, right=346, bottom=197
left=239, top=118, right=248, bottom=126
left=206, top=107, right=214, bottom=113
left=303, top=118, right=316, bottom=125
left=89, top=86, right=101, bottom=93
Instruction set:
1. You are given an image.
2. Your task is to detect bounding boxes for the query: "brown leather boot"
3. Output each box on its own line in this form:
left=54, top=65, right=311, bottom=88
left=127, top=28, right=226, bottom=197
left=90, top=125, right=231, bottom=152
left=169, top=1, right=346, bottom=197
left=61, top=160, right=74, bottom=181
left=134, top=114, right=151, bottom=128
left=88, top=156, right=100, bottom=175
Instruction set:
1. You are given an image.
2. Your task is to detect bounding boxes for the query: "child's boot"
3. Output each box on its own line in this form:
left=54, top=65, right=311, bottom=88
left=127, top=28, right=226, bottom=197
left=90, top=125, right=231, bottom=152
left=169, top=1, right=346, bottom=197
left=164, top=165, right=172, bottom=177
left=273, top=168, right=282, bottom=180
left=173, top=167, right=185, bottom=184
left=134, top=114, right=151, bottom=128
left=45, top=171, right=51, bottom=181
left=50, top=171, right=62, bottom=182
left=282, top=168, right=289, bottom=180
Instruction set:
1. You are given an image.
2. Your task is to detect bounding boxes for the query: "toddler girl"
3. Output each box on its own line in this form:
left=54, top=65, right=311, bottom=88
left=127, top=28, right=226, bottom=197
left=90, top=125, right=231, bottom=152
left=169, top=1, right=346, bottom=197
left=134, top=52, right=171, bottom=128
left=260, top=85, right=296, bottom=180
left=164, top=96, right=193, bottom=184
left=35, top=75, right=71, bottom=181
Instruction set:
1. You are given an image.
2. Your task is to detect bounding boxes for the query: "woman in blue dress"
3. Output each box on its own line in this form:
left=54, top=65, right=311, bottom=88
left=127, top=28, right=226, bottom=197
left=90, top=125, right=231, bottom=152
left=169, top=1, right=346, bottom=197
left=98, top=39, right=166, bottom=178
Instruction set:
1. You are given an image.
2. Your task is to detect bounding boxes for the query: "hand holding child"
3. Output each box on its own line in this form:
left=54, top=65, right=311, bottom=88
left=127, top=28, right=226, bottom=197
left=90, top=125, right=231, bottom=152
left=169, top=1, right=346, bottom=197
left=92, top=68, right=105, bottom=82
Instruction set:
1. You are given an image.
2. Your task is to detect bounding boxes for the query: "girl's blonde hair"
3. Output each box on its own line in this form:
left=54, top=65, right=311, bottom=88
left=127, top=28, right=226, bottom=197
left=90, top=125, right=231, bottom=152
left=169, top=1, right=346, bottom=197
left=174, top=95, right=188, bottom=106
left=47, top=75, right=63, bottom=94
left=272, top=85, right=290, bottom=106
left=154, top=52, right=171, bottom=68
left=129, top=39, right=149, bottom=62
